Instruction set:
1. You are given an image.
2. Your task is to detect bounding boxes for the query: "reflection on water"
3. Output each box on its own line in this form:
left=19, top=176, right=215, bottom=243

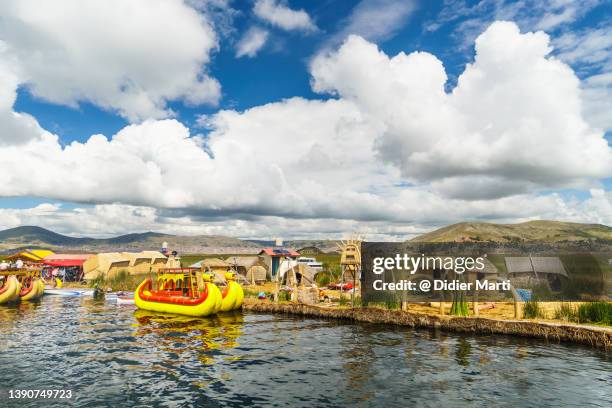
left=132, top=309, right=244, bottom=365
left=0, top=297, right=610, bottom=407
left=455, top=338, right=471, bottom=366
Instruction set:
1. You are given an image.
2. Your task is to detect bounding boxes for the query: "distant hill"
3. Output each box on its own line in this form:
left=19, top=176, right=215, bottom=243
left=247, top=239, right=341, bottom=253
left=410, top=221, right=612, bottom=243
left=285, top=240, right=341, bottom=253
left=0, top=226, right=260, bottom=254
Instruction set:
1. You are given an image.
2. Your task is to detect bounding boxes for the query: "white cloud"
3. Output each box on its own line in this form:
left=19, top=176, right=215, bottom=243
left=253, top=0, right=316, bottom=32
left=1, top=189, right=610, bottom=241
left=424, top=1, right=612, bottom=132
left=555, top=25, right=612, bottom=70
left=311, top=22, right=611, bottom=193
left=425, top=0, right=601, bottom=46
left=554, top=26, right=612, bottom=131
left=0, top=40, right=56, bottom=145
left=187, top=0, right=240, bottom=39
left=0, top=21, right=610, bottom=237
left=236, top=27, right=269, bottom=58
left=581, top=73, right=612, bottom=132
left=326, top=0, right=417, bottom=48
left=0, top=0, right=221, bottom=122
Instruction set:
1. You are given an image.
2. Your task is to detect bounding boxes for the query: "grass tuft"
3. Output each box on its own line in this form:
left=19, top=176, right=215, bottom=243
left=523, top=299, right=546, bottom=319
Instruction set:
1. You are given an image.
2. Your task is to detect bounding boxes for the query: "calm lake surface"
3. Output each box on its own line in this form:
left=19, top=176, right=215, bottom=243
left=0, top=297, right=610, bottom=407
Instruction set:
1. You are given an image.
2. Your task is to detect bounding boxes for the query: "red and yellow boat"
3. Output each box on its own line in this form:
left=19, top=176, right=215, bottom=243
left=0, top=275, right=20, bottom=304
left=135, top=268, right=222, bottom=317
left=18, top=271, right=45, bottom=301
left=0, top=270, right=45, bottom=303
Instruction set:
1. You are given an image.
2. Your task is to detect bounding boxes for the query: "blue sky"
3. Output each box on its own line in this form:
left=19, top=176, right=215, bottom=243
left=12, top=1, right=612, bottom=143
left=1, top=0, right=611, bottom=238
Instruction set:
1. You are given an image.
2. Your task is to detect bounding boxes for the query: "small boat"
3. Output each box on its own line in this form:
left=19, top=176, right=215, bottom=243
left=296, top=257, right=323, bottom=271
left=44, top=288, right=95, bottom=297
left=116, top=296, right=135, bottom=305
left=0, top=275, right=20, bottom=304
left=219, top=272, right=244, bottom=312
left=134, top=268, right=222, bottom=317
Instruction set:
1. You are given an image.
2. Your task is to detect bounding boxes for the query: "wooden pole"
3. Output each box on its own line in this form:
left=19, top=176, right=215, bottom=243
left=274, top=256, right=281, bottom=303
left=473, top=285, right=479, bottom=316
left=292, top=266, right=298, bottom=303
left=351, top=266, right=357, bottom=307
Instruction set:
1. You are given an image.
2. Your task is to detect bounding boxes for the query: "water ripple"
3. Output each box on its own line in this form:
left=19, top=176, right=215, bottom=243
left=0, top=297, right=610, bottom=407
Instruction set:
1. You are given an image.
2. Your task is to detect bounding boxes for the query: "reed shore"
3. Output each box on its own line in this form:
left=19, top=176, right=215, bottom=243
left=243, top=300, right=612, bottom=349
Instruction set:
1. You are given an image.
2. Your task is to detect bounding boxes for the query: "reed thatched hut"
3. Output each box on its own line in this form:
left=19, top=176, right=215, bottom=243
left=297, top=246, right=323, bottom=255
left=83, top=251, right=168, bottom=280
left=225, top=256, right=268, bottom=284
left=123, top=251, right=168, bottom=274
left=505, top=256, right=568, bottom=290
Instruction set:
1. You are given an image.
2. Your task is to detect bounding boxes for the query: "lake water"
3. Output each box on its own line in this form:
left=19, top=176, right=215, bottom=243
left=0, top=297, right=610, bottom=407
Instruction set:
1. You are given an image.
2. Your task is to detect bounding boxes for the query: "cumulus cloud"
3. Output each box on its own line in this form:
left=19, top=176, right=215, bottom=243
left=0, top=21, right=610, bottom=237
left=311, top=22, right=611, bottom=197
left=0, top=0, right=220, bottom=122
left=253, top=0, right=316, bottom=32
left=236, top=26, right=269, bottom=58
left=424, top=1, right=612, bottom=133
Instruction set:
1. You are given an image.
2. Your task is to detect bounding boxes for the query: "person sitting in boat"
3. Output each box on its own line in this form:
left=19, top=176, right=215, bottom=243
left=15, top=259, right=24, bottom=269
left=0, top=260, right=8, bottom=270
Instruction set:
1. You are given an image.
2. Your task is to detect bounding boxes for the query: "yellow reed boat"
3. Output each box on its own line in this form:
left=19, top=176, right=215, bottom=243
left=219, top=272, right=244, bottom=312
left=135, top=268, right=223, bottom=317
left=18, top=272, right=45, bottom=301
left=0, top=275, right=20, bottom=304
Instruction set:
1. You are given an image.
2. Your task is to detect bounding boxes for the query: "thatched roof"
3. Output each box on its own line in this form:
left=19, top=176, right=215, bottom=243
left=224, top=256, right=259, bottom=268
left=505, top=257, right=567, bottom=277
left=194, top=257, right=229, bottom=268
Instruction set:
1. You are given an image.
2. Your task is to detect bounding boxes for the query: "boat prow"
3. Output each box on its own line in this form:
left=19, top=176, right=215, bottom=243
left=19, top=277, right=45, bottom=301
left=219, top=272, right=244, bottom=312
left=0, top=276, right=20, bottom=304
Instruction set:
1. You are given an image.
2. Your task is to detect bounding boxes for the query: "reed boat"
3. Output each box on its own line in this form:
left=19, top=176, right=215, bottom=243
left=0, top=275, right=20, bottom=304
left=135, top=268, right=223, bottom=317
left=18, top=274, right=45, bottom=301
left=219, top=272, right=244, bottom=312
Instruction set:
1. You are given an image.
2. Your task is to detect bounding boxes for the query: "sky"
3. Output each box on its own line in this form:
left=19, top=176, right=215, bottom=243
left=0, top=0, right=611, bottom=240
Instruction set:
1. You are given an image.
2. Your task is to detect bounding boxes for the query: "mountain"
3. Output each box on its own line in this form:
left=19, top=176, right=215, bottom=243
left=0, top=226, right=260, bottom=254
left=0, top=226, right=92, bottom=247
left=410, top=220, right=612, bottom=243
left=248, top=239, right=341, bottom=253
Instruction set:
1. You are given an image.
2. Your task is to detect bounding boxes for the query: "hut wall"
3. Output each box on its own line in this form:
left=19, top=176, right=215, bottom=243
left=246, top=266, right=267, bottom=284
left=107, top=261, right=131, bottom=279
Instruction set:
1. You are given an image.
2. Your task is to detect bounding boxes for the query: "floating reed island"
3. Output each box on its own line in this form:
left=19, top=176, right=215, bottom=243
left=243, top=300, right=612, bottom=349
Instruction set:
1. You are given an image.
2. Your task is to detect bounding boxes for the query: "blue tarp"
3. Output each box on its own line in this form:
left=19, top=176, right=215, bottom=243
left=515, top=289, right=532, bottom=302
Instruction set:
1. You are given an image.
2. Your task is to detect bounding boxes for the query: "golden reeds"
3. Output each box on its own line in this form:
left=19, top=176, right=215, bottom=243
left=242, top=300, right=612, bottom=349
